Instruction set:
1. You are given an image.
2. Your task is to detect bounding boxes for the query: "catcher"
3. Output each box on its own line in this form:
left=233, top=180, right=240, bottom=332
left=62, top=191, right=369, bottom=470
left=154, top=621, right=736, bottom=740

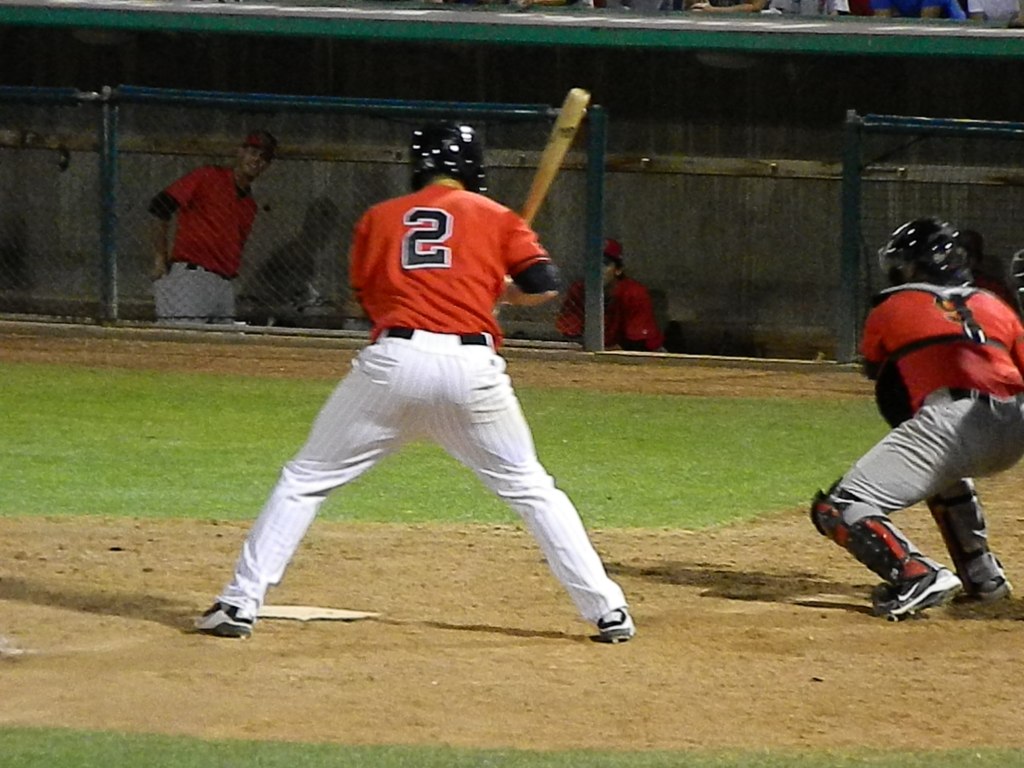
left=811, top=217, right=1024, bottom=621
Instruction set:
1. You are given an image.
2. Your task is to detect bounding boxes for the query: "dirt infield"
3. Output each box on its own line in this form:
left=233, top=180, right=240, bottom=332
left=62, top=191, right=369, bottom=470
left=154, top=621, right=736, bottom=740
left=2, top=325, right=1024, bottom=752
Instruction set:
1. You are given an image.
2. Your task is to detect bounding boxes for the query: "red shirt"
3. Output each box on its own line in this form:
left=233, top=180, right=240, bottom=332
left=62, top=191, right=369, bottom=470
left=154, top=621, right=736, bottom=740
left=165, top=166, right=258, bottom=278
left=862, top=284, right=1024, bottom=414
left=556, top=277, right=664, bottom=351
left=350, top=183, right=549, bottom=347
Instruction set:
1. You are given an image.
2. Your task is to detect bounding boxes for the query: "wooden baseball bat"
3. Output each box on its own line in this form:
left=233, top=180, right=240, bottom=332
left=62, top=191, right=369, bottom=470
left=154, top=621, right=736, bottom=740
left=520, top=88, right=591, bottom=226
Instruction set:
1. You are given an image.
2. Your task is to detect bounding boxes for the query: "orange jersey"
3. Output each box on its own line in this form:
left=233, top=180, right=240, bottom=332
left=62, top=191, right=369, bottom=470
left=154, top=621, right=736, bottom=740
left=350, top=183, right=549, bottom=347
left=863, top=284, right=1024, bottom=414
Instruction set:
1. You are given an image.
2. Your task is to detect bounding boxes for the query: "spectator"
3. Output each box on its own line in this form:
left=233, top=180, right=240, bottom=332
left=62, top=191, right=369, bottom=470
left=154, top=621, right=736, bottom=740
left=957, top=229, right=1018, bottom=309
left=871, top=0, right=965, bottom=18
left=965, top=0, right=1019, bottom=19
left=149, top=130, right=277, bottom=324
left=832, top=0, right=873, bottom=14
left=556, top=238, right=665, bottom=351
left=768, top=0, right=835, bottom=14
left=510, top=0, right=596, bottom=8
left=688, top=0, right=768, bottom=12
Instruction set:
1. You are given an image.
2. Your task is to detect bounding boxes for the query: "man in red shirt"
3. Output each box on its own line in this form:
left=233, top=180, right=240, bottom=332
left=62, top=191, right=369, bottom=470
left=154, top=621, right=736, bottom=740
left=556, top=238, right=664, bottom=351
left=196, top=122, right=635, bottom=644
left=810, top=217, right=1024, bottom=621
left=150, top=130, right=277, bottom=323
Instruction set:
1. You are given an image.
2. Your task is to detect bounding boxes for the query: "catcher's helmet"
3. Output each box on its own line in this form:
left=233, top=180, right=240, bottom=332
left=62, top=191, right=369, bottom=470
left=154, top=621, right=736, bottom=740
left=410, top=122, right=487, bottom=193
left=877, top=217, right=969, bottom=286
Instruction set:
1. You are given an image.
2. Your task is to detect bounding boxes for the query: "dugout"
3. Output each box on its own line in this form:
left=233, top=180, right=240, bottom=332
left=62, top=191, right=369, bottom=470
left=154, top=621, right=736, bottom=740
left=1, top=1, right=1023, bottom=360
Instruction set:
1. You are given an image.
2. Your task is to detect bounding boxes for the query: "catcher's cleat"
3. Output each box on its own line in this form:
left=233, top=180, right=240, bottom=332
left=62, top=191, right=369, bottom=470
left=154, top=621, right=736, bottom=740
left=957, top=574, right=1013, bottom=604
left=594, top=607, right=635, bottom=644
left=952, top=553, right=1013, bottom=603
left=871, top=567, right=962, bottom=622
left=195, top=602, right=254, bottom=639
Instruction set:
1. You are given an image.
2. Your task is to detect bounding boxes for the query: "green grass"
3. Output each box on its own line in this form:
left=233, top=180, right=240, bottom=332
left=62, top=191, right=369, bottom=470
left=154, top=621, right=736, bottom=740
left=0, top=363, right=885, bottom=527
left=1, top=728, right=1022, bottom=768
left=0, top=359, right=919, bottom=768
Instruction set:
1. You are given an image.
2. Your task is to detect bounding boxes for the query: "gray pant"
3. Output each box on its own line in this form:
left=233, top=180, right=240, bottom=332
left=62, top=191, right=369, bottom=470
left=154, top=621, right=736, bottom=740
left=153, top=262, right=235, bottom=323
left=840, top=390, right=1024, bottom=513
left=835, top=389, right=1024, bottom=572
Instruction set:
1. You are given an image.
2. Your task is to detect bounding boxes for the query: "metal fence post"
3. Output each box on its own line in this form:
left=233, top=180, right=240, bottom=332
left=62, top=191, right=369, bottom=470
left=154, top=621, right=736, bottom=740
left=838, top=109, right=863, bottom=364
left=583, top=104, right=607, bottom=353
left=98, top=86, right=119, bottom=321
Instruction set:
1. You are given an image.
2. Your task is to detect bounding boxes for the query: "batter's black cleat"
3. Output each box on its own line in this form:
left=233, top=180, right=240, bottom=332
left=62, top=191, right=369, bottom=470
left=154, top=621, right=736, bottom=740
left=871, top=567, right=962, bottom=622
left=195, top=602, right=254, bottom=639
left=594, top=607, right=635, bottom=644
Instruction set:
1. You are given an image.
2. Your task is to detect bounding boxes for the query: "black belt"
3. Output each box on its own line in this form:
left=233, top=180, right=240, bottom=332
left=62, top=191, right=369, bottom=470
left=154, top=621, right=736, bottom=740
left=182, top=262, right=234, bottom=280
left=948, top=388, right=992, bottom=404
left=384, top=327, right=490, bottom=346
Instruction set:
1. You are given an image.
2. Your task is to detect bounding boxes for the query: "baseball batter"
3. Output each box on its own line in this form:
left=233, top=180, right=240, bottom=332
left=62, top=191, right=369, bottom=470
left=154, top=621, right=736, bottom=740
left=811, top=217, right=1024, bottom=621
left=196, top=122, right=635, bottom=643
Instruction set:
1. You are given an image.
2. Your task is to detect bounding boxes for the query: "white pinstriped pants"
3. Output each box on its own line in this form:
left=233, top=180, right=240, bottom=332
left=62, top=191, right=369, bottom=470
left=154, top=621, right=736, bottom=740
left=219, top=330, right=628, bottom=624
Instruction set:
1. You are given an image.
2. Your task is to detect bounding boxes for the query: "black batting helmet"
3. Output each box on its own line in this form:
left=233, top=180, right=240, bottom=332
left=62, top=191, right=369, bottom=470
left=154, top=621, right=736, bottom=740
left=878, top=217, right=970, bottom=286
left=410, top=122, right=487, bottom=194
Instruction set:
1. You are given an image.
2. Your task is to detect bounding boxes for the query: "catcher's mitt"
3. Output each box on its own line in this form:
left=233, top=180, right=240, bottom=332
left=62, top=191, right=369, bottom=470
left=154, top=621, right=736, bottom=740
left=873, top=361, right=912, bottom=428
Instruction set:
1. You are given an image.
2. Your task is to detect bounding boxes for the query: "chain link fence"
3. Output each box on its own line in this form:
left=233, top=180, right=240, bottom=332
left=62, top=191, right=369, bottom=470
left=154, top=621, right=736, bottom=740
left=0, top=89, right=104, bottom=318
left=10, top=93, right=1024, bottom=359
left=840, top=111, right=1024, bottom=360
left=0, top=86, right=600, bottom=344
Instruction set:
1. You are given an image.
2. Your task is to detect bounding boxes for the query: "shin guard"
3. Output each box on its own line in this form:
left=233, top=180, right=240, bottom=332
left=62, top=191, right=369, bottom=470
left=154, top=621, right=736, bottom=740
left=811, top=490, right=929, bottom=584
left=928, top=479, right=1006, bottom=596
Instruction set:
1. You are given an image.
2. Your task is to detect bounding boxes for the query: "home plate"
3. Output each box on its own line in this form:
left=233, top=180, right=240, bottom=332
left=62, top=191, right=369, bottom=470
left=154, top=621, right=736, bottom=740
left=0, top=635, right=28, bottom=658
left=257, top=605, right=380, bottom=622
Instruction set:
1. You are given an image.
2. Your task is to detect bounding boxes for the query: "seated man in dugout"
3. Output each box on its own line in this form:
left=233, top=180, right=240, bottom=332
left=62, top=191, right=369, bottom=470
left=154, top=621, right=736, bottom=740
left=556, top=238, right=665, bottom=352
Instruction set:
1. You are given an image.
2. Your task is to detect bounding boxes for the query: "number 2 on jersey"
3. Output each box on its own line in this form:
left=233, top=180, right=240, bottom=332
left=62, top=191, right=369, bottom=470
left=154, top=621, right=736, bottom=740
left=402, top=208, right=453, bottom=270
